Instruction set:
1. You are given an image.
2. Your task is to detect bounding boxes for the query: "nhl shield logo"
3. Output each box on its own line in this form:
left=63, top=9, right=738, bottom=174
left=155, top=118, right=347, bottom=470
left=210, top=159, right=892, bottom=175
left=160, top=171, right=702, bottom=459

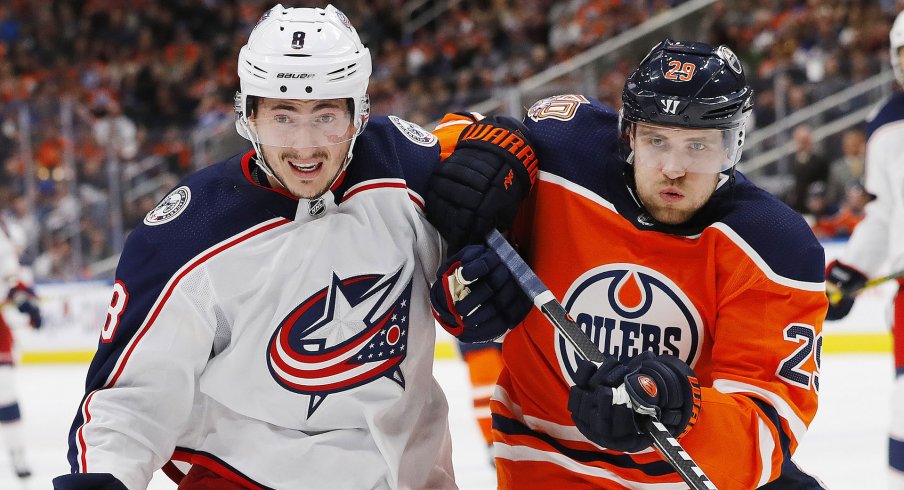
left=144, top=186, right=191, bottom=226
left=555, top=263, right=703, bottom=384
left=308, top=198, right=325, bottom=217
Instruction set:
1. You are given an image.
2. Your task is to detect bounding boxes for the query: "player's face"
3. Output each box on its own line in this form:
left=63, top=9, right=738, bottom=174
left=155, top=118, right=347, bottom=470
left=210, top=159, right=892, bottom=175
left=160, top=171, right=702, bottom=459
left=631, top=125, right=721, bottom=225
left=252, top=98, right=355, bottom=199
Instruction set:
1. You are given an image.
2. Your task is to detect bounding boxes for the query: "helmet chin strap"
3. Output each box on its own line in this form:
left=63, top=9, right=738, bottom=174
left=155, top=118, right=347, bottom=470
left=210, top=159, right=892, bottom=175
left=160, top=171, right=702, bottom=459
left=243, top=118, right=289, bottom=190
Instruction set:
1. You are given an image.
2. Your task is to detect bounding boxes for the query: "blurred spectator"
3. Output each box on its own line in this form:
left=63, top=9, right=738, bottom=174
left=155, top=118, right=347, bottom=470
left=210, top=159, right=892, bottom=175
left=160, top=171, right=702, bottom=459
left=786, top=124, right=831, bottom=213
left=90, top=99, right=138, bottom=162
left=803, top=181, right=839, bottom=236
left=827, top=128, right=867, bottom=204
left=1, top=0, right=899, bottom=279
left=811, top=183, right=870, bottom=239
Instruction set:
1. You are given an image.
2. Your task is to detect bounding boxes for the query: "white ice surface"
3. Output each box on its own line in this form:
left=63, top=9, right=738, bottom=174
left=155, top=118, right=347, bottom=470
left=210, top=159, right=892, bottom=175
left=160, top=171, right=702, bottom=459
left=0, top=353, right=893, bottom=489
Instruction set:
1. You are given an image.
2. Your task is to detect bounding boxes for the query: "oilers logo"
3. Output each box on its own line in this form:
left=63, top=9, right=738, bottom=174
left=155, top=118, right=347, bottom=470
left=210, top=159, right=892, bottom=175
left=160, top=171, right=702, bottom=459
left=556, top=263, right=703, bottom=384
left=267, top=268, right=412, bottom=417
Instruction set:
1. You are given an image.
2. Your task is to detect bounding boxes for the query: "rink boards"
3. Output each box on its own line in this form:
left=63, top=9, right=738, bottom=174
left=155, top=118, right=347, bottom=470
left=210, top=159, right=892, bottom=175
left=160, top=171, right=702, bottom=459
left=2, top=240, right=894, bottom=363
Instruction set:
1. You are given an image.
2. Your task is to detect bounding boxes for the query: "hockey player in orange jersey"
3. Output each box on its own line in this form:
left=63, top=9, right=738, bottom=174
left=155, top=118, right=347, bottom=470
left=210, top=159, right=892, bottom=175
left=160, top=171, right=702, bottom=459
left=458, top=341, right=504, bottom=464
left=427, top=40, right=828, bottom=489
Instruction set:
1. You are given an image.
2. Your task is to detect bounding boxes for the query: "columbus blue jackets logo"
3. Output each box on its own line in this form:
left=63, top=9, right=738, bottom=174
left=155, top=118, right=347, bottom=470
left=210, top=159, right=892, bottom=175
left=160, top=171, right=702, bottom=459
left=556, top=263, right=703, bottom=383
left=267, top=268, right=412, bottom=417
left=144, top=186, right=191, bottom=226
left=389, top=116, right=437, bottom=147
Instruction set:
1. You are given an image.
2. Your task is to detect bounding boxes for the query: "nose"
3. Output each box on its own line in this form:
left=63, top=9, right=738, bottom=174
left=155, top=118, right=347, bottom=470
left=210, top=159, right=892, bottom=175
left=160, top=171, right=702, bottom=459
left=660, top=160, right=687, bottom=180
left=288, top=129, right=318, bottom=149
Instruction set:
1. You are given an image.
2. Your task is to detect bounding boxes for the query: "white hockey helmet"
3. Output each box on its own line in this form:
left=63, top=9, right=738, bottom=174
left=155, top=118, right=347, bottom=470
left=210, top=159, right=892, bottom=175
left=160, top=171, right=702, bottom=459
left=235, top=4, right=371, bottom=160
left=890, top=11, right=904, bottom=86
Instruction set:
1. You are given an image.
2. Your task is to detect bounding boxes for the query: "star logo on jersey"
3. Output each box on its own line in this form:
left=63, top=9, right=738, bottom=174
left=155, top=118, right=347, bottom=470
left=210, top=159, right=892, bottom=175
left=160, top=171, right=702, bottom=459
left=555, top=264, right=703, bottom=384
left=266, top=268, right=412, bottom=417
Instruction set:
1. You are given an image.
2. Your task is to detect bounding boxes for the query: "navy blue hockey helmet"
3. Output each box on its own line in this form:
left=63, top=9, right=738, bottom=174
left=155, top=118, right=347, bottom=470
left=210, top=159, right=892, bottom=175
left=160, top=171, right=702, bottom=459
left=621, top=39, right=753, bottom=172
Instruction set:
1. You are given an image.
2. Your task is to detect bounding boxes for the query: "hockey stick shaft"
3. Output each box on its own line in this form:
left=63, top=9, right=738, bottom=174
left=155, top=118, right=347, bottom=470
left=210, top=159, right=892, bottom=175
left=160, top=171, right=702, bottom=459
left=485, top=229, right=716, bottom=490
left=827, top=269, right=904, bottom=305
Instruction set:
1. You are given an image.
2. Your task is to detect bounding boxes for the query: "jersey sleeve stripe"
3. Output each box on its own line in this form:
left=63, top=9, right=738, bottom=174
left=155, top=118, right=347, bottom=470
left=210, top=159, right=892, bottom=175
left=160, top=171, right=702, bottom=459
left=172, top=447, right=272, bottom=490
left=712, top=379, right=807, bottom=448
left=755, top=413, right=777, bottom=486
left=76, top=217, right=292, bottom=472
left=493, top=443, right=689, bottom=489
left=709, top=223, right=825, bottom=291
left=492, top=413, right=675, bottom=475
left=407, top=189, right=425, bottom=209
left=433, top=119, right=475, bottom=131
left=749, top=396, right=793, bottom=483
left=342, top=178, right=408, bottom=199
left=540, top=171, right=618, bottom=213
left=493, top=385, right=595, bottom=443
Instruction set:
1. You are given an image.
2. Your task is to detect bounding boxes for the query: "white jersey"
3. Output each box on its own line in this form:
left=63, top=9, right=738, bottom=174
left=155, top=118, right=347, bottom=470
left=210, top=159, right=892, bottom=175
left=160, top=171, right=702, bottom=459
left=0, top=218, right=19, bottom=286
left=64, top=118, right=456, bottom=489
left=841, top=92, right=904, bottom=275
left=0, top=217, right=24, bottom=288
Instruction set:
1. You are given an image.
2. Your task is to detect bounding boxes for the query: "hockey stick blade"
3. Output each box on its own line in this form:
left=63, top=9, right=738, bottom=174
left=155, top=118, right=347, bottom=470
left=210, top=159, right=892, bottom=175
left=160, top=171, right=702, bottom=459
left=485, top=229, right=716, bottom=490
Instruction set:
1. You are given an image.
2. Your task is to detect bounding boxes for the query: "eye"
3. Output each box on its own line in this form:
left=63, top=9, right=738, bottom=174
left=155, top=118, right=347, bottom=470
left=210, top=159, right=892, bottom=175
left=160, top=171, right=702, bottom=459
left=650, top=137, right=665, bottom=147
left=315, top=113, right=337, bottom=124
left=689, top=142, right=706, bottom=151
left=274, top=114, right=291, bottom=124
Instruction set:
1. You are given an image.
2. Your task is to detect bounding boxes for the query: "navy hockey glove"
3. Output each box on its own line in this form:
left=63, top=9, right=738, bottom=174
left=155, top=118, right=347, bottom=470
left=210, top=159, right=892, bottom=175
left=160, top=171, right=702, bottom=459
left=53, top=473, right=129, bottom=490
left=426, top=116, right=538, bottom=250
left=430, top=244, right=532, bottom=343
left=8, top=284, right=41, bottom=329
left=568, top=352, right=701, bottom=453
left=825, top=260, right=867, bottom=321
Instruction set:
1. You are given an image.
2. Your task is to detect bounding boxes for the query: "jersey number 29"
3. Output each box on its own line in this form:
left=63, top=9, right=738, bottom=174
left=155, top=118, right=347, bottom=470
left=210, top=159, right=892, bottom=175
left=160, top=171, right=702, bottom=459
left=777, top=323, right=822, bottom=392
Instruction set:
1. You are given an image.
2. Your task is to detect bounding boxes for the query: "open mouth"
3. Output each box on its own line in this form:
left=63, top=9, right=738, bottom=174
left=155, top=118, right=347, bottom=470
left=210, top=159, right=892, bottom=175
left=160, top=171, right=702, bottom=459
left=288, top=159, right=323, bottom=176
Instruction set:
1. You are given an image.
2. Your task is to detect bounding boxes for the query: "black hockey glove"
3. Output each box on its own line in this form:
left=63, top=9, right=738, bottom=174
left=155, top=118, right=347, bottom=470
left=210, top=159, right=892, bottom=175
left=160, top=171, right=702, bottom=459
left=8, top=284, right=41, bottom=329
left=568, top=352, right=701, bottom=453
left=430, top=244, right=532, bottom=343
left=53, top=473, right=129, bottom=490
left=825, top=260, right=867, bottom=321
left=426, top=116, right=538, bottom=250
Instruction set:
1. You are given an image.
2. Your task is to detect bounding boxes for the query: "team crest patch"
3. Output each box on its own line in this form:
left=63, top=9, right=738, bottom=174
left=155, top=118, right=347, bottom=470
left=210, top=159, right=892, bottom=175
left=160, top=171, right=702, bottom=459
left=527, top=94, right=589, bottom=122
left=144, top=186, right=191, bottom=226
left=267, top=268, right=412, bottom=417
left=555, top=263, right=704, bottom=385
left=389, top=116, right=437, bottom=147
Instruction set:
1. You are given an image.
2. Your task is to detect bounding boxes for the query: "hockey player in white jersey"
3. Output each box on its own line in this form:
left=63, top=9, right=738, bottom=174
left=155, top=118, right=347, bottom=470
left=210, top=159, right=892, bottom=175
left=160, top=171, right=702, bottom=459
left=826, top=10, right=904, bottom=488
left=0, top=215, right=40, bottom=479
left=52, top=4, right=536, bottom=489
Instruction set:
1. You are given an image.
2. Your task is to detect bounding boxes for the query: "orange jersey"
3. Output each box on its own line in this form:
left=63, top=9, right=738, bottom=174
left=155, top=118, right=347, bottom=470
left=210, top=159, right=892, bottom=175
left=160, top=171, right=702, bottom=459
left=435, top=99, right=828, bottom=489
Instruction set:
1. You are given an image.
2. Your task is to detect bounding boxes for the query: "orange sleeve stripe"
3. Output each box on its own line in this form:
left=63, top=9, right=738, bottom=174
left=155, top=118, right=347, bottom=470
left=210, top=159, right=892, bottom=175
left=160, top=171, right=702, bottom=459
left=432, top=113, right=481, bottom=160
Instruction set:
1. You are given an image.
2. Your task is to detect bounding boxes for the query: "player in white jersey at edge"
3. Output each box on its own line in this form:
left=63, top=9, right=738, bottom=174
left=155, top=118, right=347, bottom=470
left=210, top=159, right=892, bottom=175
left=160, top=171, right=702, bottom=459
left=826, top=10, right=904, bottom=488
left=52, top=4, right=535, bottom=489
left=0, top=215, right=40, bottom=479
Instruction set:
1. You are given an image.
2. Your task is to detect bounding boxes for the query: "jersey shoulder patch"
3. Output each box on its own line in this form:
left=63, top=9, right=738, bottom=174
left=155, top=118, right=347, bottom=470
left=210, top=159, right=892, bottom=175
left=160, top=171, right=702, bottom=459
left=388, top=115, right=438, bottom=147
left=527, top=94, right=592, bottom=122
left=524, top=96, right=621, bottom=199
left=144, top=186, right=192, bottom=226
left=336, top=117, right=441, bottom=200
